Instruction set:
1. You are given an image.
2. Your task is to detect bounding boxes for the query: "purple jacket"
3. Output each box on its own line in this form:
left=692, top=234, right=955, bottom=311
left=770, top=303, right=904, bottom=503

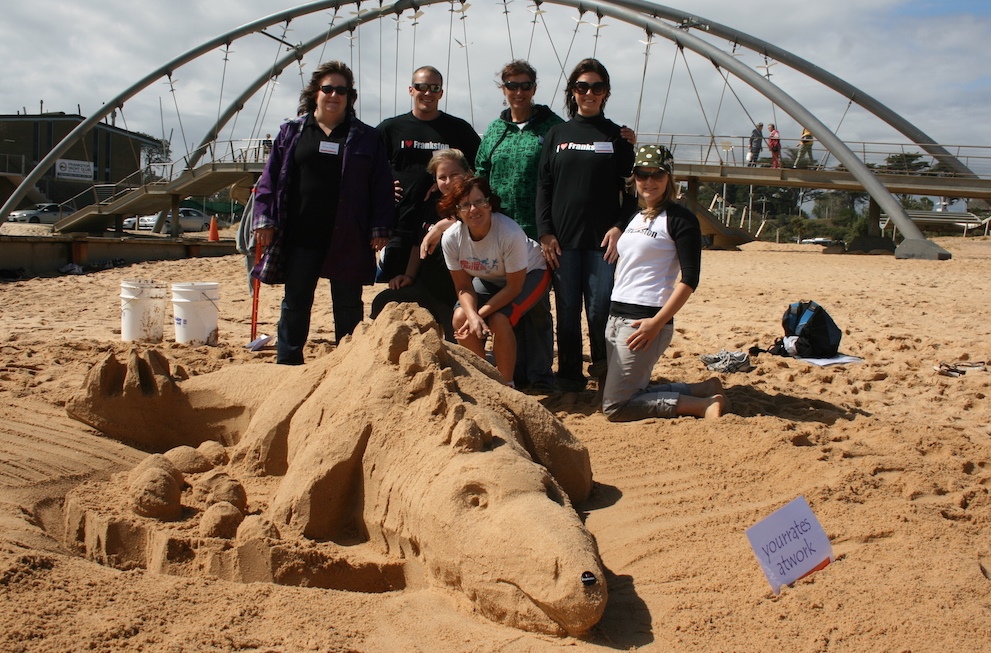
left=252, top=114, right=394, bottom=285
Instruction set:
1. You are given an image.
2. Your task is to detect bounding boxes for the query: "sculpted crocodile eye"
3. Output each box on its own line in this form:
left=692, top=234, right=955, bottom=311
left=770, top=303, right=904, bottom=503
left=459, top=482, right=489, bottom=510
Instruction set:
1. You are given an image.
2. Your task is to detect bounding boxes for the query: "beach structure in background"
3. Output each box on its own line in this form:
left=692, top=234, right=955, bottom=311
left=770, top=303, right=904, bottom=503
left=1, top=1, right=989, bottom=261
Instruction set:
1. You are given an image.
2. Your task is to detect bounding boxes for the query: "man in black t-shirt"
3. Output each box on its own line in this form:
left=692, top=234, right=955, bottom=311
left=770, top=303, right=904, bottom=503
left=377, top=66, right=480, bottom=280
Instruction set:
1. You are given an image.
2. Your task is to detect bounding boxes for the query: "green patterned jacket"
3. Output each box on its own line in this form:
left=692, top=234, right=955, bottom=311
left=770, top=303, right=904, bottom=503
left=475, top=104, right=563, bottom=240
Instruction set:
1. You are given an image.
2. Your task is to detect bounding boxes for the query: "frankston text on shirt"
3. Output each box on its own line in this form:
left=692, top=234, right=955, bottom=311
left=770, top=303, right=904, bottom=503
left=401, top=140, right=450, bottom=151
left=556, top=141, right=614, bottom=153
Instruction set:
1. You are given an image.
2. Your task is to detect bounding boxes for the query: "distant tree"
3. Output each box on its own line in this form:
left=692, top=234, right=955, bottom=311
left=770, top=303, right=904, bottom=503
left=807, top=189, right=869, bottom=242
left=877, top=152, right=929, bottom=175
left=137, top=132, right=172, bottom=183
left=697, top=183, right=719, bottom=210
left=758, top=185, right=804, bottom=219
left=713, top=183, right=805, bottom=221
left=928, top=161, right=957, bottom=177
left=787, top=215, right=814, bottom=242
left=899, top=196, right=934, bottom=211
left=812, top=189, right=867, bottom=222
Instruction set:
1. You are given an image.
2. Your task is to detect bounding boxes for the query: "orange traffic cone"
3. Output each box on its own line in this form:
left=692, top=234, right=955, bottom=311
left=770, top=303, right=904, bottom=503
left=208, top=216, right=219, bottom=241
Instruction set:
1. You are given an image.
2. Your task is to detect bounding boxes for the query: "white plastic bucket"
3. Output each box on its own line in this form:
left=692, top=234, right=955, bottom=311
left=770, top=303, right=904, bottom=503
left=171, top=282, right=220, bottom=346
left=120, top=280, right=167, bottom=342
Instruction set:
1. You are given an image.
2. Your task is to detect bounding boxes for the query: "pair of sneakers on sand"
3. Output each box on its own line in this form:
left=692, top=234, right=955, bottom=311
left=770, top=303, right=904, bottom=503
left=700, top=349, right=753, bottom=374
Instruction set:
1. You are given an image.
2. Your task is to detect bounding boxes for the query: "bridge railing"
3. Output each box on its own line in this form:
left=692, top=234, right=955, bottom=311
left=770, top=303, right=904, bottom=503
left=171, top=139, right=272, bottom=173
left=143, top=136, right=991, bottom=183
left=637, top=133, right=991, bottom=179
left=62, top=143, right=266, bottom=213
left=62, top=168, right=151, bottom=213
left=70, top=134, right=991, bottom=214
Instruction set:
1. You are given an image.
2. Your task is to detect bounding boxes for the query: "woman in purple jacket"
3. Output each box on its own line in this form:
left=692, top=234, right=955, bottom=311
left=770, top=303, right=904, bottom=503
left=253, top=61, right=395, bottom=365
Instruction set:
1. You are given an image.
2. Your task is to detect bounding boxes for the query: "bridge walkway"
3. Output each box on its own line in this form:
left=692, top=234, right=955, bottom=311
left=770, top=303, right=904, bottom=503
left=55, top=162, right=259, bottom=233
left=50, top=152, right=991, bottom=240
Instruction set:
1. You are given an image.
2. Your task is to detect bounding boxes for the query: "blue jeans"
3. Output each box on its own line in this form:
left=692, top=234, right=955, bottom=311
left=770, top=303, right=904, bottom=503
left=277, top=246, right=363, bottom=365
left=552, top=249, right=615, bottom=384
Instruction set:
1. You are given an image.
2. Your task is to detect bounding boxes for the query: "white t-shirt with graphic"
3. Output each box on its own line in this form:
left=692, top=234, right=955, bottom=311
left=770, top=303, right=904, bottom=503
left=442, top=211, right=545, bottom=283
left=611, top=210, right=681, bottom=308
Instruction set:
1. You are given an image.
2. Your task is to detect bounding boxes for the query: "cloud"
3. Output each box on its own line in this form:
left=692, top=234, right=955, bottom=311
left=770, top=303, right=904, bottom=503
left=1, top=0, right=987, bottom=169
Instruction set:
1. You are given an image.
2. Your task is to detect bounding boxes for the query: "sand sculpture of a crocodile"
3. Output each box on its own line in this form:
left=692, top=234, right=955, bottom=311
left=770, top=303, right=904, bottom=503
left=66, top=303, right=607, bottom=636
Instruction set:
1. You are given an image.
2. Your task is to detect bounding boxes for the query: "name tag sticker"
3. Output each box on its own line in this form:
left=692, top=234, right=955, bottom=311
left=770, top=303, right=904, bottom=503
left=319, top=141, right=341, bottom=155
left=745, top=496, right=834, bottom=594
left=594, top=141, right=614, bottom=154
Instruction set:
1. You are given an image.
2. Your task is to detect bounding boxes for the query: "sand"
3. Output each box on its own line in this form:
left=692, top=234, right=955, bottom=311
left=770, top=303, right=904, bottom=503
left=1, top=231, right=990, bottom=652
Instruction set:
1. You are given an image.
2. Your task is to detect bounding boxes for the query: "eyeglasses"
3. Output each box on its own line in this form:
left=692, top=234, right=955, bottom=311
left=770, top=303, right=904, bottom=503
left=319, top=84, right=352, bottom=96
left=572, top=81, right=608, bottom=96
left=502, top=81, right=535, bottom=92
left=457, top=197, right=490, bottom=214
left=411, top=82, right=443, bottom=93
left=633, top=168, right=669, bottom=181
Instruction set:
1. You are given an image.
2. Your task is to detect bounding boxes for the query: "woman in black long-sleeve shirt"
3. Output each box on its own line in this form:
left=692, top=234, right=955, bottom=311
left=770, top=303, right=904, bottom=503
left=535, top=58, right=636, bottom=392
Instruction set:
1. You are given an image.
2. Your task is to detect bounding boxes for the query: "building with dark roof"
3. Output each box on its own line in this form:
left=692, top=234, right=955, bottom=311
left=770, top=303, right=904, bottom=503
left=0, top=112, right=160, bottom=209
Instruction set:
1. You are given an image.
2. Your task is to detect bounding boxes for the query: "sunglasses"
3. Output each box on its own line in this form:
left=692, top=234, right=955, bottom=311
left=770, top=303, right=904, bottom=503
left=457, top=197, right=491, bottom=214
left=572, top=81, right=608, bottom=96
left=319, top=84, right=352, bottom=96
left=411, top=82, right=443, bottom=93
left=633, top=168, right=669, bottom=180
left=502, top=81, right=535, bottom=91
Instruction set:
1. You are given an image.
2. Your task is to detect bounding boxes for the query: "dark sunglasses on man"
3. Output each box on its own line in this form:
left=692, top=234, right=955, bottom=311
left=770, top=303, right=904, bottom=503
left=572, top=81, right=608, bottom=96
left=502, top=81, right=535, bottom=91
left=411, top=82, right=443, bottom=93
left=320, top=84, right=352, bottom=96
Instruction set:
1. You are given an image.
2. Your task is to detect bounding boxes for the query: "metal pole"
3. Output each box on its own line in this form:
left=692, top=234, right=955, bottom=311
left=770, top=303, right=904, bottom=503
left=748, top=185, right=754, bottom=231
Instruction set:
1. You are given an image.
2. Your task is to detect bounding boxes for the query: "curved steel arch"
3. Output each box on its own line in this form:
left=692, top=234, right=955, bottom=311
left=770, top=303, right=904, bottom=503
left=547, top=0, right=930, bottom=245
left=603, top=0, right=974, bottom=178
left=0, top=0, right=426, bottom=221
left=189, top=0, right=460, bottom=170
left=0, top=0, right=953, bottom=256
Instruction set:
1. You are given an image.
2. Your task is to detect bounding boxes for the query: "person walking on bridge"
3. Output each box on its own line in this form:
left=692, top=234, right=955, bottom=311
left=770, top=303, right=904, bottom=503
left=768, top=124, right=781, bottom=169
left=747, top=122, right=763, bottom=167
left=794, top=127, right=814, bottom=168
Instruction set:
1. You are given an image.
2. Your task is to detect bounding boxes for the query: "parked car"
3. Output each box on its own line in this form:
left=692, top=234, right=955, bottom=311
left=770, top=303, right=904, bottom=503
left=122, top=216, right=138, bottom=229
left=135, top=208, right=212, bottom=232
left=7, top=203, right=69, bottom=224
left=800, top=237, right=843, bottom=246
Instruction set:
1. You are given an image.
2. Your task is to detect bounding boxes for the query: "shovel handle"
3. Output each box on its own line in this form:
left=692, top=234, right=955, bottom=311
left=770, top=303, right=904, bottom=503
left=250, top=247, right=262, bottom=342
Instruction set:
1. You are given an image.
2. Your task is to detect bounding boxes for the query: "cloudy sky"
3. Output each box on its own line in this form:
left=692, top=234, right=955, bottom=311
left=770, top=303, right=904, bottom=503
left=2, top=0, right=989, bottom=169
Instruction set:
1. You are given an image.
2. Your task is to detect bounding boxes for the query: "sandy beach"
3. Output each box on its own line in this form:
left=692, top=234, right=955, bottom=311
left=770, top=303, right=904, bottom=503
left=1, top=231, right=990, bottom=652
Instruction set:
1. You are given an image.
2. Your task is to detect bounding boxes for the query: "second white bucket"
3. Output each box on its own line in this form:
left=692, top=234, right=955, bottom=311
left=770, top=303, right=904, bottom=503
left=120, top=279, right=167, bottom=342
left=172, top=282, right=220, bottom=346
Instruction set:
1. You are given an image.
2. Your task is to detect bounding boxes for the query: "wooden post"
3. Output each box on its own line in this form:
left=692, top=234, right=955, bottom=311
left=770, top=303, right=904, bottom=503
left=70, top=238, right=88, bottom=266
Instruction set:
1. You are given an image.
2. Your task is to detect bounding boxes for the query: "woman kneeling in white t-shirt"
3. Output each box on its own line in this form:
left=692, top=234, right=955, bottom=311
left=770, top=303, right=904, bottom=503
left=602, top=145, right=727, bottom=420
left=440, top=177, right=550, bottom=386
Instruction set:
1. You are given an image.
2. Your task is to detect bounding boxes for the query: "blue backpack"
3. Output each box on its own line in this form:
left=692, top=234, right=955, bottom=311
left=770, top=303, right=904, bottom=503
left=771, top=300, right=842, bottom=358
